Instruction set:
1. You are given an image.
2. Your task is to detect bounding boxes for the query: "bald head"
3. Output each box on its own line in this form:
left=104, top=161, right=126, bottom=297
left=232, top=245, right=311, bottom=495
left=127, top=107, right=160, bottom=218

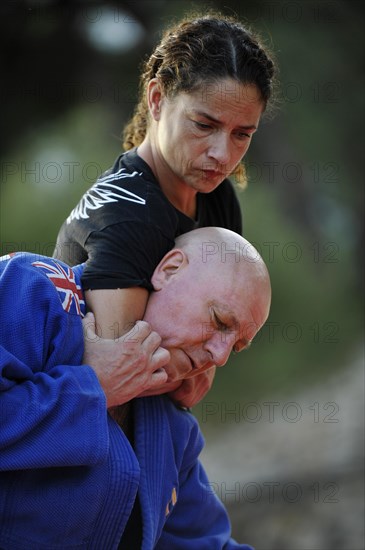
left=174, top=227, right=271, bottom=318
left=175, top=226, right=262, bottom=265
left=144, top=227, right=271, bottom=383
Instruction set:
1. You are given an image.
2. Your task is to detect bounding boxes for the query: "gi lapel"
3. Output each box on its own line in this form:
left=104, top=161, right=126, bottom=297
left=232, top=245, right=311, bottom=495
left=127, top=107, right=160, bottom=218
left=134, top=397, right=179, bottom=549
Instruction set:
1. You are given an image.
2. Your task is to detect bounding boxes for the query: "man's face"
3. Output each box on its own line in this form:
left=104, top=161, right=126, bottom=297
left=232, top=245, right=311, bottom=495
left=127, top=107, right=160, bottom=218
left=143, top=249, right=270, bottom=383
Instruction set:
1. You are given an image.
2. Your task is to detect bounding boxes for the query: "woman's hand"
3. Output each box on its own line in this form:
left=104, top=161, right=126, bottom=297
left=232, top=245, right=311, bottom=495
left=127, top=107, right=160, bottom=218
left=168, top=367, right=216, bottom=408
left=138, top=367, right=217, bottom=409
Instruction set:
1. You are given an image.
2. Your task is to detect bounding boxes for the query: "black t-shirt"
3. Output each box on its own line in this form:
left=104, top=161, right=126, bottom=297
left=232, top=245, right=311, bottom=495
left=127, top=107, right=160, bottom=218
left=54, top=149, right=242, bottom=290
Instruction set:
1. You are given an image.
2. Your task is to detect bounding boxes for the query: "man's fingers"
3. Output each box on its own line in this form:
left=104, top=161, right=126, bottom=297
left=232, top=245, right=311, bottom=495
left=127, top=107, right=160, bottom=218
left=143, top=329, right=163, bottom=352
left=151, top=346, right=170, bottom=367
left=122, top=320, right=153, bottom=342
left=150, top=368, right=169, bottom=386
left=122, top=321, right=165, bottom=353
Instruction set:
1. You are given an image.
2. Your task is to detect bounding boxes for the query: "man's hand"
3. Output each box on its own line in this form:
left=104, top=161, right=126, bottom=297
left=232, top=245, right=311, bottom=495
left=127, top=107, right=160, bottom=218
left=82, top=312, right=170, bottom=408
left=168, top=367, right=216, bottom=408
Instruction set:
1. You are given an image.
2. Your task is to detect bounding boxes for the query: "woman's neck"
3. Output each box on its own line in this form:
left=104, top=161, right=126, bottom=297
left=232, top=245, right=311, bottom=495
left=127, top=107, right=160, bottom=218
left=137, top=140, right=197, bottom=219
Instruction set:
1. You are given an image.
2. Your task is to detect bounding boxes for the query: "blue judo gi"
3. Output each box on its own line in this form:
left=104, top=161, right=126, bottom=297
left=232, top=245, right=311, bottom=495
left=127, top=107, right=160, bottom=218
left=0, top=253, right=253, bottom=549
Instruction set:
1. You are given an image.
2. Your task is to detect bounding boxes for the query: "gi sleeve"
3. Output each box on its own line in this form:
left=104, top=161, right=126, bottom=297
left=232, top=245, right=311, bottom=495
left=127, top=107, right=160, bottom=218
left=0, top=254, right=109, bottom=471
left=156, top=414, right=254, bottom=550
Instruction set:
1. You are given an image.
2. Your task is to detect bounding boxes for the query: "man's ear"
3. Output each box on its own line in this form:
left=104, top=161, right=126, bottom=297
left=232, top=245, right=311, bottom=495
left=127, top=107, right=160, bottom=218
left=147, top=78, right=163, bottom=121
left=151, top=249, right=188, bottom=290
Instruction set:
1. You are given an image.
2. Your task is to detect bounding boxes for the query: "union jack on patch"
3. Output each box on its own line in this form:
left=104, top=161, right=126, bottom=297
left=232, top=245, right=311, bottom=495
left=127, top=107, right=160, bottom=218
left=32, top=260, right=85, bottom=317
left=0, top=252, right=17, bottom=262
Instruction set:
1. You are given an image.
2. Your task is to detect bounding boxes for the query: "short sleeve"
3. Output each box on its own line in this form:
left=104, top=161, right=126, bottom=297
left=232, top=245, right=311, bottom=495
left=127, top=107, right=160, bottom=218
left=81, top=221, right=175, bottom=290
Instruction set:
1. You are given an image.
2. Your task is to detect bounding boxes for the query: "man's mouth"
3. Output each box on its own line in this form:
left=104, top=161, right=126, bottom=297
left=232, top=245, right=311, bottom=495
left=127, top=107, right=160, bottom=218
left=184, top=354, right=196, bottom=372
left=189, top=356, right=198, bottom=371
left=184, top=356, right=209, bottom=378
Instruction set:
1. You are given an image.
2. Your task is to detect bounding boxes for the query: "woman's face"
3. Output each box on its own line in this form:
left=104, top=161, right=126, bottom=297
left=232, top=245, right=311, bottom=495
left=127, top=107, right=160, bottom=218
left=151, top=78, right=264, bottom=193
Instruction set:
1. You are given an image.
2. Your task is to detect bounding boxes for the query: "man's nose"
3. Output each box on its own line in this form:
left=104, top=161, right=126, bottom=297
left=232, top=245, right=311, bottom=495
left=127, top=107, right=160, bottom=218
left=207, top=133, right=230, bottom=165
left=205, top=333, right=234, bottom=368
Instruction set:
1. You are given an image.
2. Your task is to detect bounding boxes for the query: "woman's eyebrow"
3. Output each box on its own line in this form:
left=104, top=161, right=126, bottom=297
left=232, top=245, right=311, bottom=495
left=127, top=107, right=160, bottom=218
left=191, top=110, right=258, bottom=130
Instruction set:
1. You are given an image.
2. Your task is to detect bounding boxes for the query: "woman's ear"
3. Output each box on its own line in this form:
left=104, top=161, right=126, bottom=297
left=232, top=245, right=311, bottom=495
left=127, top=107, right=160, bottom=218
left=151, top=249, right=188, bottom=290
left=147, top=78, right=163, bottom=121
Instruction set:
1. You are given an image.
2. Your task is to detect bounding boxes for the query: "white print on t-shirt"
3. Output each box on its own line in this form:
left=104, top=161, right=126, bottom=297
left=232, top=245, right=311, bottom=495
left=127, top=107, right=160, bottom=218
left=66, top=168, right=145, bottom=223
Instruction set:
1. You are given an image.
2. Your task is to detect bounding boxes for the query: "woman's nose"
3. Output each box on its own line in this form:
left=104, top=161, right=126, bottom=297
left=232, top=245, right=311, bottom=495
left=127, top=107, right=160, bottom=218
left=207, top=133, right=231, bottom=165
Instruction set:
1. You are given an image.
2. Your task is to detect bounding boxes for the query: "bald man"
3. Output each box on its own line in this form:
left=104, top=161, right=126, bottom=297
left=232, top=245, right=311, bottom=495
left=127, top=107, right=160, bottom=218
left=0, top=227, right=270, bottom=550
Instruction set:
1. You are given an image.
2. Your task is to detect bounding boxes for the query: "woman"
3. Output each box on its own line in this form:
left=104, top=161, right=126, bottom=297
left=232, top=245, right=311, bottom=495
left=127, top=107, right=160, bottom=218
left=54, top=12, right=276, bottom=407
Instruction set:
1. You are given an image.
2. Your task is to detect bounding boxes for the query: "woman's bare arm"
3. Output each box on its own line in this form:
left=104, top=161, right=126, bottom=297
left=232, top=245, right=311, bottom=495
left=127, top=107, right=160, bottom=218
left=84, top=287, right=148, bottom=339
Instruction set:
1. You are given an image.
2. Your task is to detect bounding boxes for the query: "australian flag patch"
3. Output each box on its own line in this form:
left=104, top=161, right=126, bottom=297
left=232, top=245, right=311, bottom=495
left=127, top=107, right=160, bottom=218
left=32, top=259, right=85, bottom=317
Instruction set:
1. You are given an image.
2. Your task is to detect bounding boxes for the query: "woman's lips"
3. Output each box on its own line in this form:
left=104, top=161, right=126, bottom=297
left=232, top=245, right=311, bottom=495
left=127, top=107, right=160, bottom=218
left=202, top=169, right=223, bottom=179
